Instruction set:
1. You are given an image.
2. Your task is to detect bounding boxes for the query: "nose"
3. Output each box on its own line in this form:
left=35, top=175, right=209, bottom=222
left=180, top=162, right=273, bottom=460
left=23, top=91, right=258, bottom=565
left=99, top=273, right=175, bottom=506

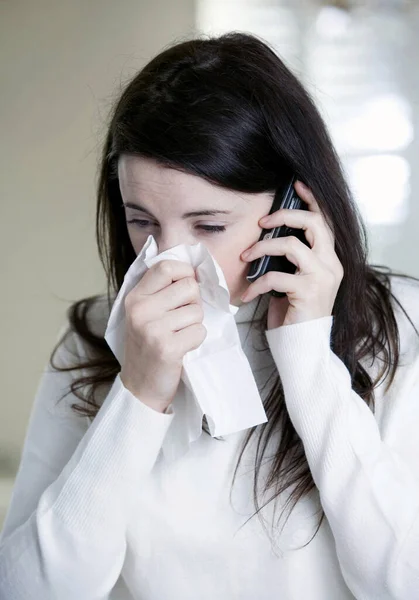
left=156, top=231, right=197, bottom=255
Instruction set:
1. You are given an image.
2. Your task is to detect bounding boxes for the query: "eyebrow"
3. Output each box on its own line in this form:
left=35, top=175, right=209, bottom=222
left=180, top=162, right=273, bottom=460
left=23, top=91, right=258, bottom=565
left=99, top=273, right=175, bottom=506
left=122, top=202, right=232, bottom=219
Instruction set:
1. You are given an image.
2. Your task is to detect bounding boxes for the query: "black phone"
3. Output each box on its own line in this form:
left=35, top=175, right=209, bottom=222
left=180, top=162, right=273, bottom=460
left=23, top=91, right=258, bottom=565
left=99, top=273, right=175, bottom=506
left=246, top=173, right=310, bottom=298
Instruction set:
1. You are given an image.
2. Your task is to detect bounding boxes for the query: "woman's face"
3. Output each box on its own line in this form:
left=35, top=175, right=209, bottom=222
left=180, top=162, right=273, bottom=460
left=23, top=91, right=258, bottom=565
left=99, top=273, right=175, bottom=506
left=118, top=154, right=274, bottom=306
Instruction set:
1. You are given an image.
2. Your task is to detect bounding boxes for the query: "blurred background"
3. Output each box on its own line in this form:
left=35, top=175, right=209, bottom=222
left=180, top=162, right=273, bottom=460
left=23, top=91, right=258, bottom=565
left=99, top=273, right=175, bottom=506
left=1, top=0, right=418, bottom=527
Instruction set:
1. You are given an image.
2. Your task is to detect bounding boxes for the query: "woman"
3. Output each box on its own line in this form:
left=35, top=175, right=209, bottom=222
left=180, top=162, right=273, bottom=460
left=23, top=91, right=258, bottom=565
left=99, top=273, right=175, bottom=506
left=1, top=31, right=419, bottom=600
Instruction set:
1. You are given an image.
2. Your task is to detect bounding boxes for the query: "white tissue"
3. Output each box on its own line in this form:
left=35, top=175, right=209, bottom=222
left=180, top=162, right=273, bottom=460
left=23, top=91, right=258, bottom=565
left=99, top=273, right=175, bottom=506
left=104, top=234, right=267, bottom=462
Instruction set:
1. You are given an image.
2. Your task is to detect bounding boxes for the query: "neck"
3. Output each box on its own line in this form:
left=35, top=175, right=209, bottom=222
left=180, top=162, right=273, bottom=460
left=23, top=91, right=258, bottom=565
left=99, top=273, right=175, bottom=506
left=233, top=293, right=270, bottom=325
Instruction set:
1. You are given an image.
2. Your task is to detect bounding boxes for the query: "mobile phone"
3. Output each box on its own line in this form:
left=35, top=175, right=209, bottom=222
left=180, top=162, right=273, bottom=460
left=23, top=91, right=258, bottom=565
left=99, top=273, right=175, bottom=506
left=246, top=174, right=310, bottom=298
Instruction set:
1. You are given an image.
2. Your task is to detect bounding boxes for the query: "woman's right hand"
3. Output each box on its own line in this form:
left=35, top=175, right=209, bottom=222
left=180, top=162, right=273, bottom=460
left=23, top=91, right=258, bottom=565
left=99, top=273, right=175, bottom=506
left=120, top=259, right=206, bottom=413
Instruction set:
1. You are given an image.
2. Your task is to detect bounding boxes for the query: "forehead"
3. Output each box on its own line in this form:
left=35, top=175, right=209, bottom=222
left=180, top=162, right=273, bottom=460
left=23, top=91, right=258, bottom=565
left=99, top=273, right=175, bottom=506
left=118, top=154, right=245, bottom=208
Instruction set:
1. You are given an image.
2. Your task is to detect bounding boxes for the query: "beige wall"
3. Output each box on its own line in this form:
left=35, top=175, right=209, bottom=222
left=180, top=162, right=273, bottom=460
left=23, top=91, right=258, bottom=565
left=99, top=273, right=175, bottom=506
left=0, top=1, right=196, bottom=472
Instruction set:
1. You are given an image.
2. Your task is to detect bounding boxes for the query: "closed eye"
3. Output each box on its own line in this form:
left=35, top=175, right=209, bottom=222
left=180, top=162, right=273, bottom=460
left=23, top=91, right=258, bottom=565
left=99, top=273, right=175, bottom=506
left=126, top=219, right=226, bottom=234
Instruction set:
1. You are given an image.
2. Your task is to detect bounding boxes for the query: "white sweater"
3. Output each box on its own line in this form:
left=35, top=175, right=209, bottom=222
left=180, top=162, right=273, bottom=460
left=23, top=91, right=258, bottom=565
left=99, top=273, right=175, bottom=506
left=1, top=274, right=419, bottom=600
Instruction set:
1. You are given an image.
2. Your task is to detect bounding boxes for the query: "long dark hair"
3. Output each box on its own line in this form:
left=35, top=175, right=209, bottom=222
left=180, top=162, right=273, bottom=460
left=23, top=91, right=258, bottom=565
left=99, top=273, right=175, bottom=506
left=50, top=31, right=419, bottom=549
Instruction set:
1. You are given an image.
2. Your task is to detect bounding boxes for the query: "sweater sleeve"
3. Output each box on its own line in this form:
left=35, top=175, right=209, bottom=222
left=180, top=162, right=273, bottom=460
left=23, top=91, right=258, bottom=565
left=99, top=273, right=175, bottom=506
left=0, top=324, right=175, bottom=600
left=265, top=304, right=419, bottom=600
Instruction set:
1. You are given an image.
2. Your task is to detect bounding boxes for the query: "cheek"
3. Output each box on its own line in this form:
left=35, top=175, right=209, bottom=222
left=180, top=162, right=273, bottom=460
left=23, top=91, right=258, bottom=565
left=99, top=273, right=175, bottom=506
left=209, top=230, right=261, bottom=294
left=130, top=232, right=155, bottom=256
left=127, top=230, right=142, bottom=254
left=212, top=252, right=250, bottom=297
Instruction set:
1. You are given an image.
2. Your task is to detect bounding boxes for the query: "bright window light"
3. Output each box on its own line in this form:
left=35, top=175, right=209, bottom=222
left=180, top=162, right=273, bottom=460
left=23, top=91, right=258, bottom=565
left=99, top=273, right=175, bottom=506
left=345, top=155, right=410, bottom=225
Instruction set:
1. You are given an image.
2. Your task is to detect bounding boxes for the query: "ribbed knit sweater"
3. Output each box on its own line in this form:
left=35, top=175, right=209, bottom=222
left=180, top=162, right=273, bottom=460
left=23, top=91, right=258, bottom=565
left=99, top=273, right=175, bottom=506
left=1, top=275, right=419, bottom=600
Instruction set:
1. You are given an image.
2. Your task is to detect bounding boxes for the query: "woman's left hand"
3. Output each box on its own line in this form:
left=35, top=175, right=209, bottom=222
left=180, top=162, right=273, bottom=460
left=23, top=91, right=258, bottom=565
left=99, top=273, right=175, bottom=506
left=240, top=180, right=344, bottom=330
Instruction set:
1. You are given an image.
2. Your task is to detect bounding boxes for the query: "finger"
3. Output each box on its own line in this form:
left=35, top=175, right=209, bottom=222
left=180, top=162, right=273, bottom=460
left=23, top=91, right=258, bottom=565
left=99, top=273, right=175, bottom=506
left=294, top=181, right=321, bottom=213
left=243, top=270, right=305, bottom=303
left=295, top=181, right=336, bottom=241
left=243, top=236, right=321, bottom=275
left=259, top=208, right=333, bottom=249
left=134, top=259, right=196, bottom=296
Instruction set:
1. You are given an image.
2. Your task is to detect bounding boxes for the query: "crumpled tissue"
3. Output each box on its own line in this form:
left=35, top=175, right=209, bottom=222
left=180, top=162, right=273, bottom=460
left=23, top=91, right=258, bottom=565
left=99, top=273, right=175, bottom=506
left=104, top=234, right=267, bottom=462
